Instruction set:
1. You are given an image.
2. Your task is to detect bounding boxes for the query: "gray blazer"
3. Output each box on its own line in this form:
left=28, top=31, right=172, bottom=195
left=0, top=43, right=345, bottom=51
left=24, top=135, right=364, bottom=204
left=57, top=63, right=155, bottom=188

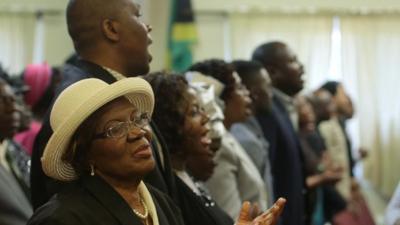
left=205, top=132, right=268, bottom=219
left=230, top=116, right=274, bottom=207
left=0, top=164, right=32, bottom=225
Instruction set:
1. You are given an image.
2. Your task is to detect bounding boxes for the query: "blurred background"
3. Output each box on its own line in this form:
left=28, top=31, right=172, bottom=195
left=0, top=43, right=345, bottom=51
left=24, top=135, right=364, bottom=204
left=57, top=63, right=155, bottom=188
left=1, top=1, right=400, bottom=223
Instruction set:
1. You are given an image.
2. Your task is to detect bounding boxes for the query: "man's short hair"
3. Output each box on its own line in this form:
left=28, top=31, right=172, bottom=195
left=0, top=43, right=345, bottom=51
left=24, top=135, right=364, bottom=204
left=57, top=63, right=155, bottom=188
left=252, top=41, right=286, bottom=66
left=66, top=0, right=126, bottom=53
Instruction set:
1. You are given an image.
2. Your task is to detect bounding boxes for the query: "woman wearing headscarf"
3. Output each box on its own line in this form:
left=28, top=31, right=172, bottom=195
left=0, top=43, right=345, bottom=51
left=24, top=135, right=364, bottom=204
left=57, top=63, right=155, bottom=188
left=189, top=59, right=269, bottom=219
left=14, top=63, right=61, bottom=155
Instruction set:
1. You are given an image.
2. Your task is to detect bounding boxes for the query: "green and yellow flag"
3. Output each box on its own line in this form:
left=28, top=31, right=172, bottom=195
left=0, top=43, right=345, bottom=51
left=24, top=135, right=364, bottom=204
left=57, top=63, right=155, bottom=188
left=167, top=0, right=197, bottom=72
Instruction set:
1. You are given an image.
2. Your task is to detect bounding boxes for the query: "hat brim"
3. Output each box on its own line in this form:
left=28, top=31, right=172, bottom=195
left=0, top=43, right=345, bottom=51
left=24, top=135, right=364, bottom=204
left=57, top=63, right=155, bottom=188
left=42, top=78, right=154, bottom=181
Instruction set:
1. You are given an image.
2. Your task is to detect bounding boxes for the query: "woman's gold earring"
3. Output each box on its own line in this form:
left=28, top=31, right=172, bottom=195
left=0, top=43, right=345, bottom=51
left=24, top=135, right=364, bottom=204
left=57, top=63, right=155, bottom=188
left=90, top=164, right=95, bottom=176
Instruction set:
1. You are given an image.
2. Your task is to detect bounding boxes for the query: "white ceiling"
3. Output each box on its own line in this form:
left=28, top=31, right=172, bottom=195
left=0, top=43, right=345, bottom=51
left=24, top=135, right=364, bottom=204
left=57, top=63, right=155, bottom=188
left=193, top=0, right=400, bottom=14
left=0, top=0, right=67, bottom=12
left=2, top=0, right=400, bottom=14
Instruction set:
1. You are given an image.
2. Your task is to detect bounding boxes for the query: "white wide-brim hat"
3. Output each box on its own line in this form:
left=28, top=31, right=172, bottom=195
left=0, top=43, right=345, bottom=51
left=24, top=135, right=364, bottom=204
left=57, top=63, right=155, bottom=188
left=41, top=77, right=154, bottom=181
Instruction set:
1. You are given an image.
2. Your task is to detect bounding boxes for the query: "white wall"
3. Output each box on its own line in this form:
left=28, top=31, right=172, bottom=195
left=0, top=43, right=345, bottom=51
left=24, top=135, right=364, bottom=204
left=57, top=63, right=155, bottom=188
left=193, top=13, right=227, bottom=62
left=2, top=0, right=400, bottom=72
left=42, top=13, right=74, bottom=66
left=145, top=0, right=171, bottom=72
left=0, top=0, right=72, bottom=73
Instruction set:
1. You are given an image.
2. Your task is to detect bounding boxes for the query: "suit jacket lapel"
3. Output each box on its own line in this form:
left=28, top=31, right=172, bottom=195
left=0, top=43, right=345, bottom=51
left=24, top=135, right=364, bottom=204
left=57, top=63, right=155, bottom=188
left=272, top=96, right=299, bottom=137
left=273, top=96, right=305, bottom=168
left=75, top=60, right=118, bottom=84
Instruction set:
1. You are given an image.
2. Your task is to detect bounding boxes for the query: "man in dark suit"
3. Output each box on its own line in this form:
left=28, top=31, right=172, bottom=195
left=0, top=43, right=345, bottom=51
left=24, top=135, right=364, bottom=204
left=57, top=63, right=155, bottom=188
left=31, top=0, right=176, bottom=209
left=252, top=42, right=306, bottom=225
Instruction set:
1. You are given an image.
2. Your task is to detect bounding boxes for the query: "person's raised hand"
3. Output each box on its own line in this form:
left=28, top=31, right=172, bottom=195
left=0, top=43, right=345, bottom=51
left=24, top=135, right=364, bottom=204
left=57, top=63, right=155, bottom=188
left=236, top=198, right=286, bottom=225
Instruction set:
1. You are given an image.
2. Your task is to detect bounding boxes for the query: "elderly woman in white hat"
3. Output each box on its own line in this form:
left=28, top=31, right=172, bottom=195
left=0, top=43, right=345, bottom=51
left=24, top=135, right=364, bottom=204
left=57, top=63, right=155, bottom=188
left=27, top=77, right=183, bottom=225
left=27, top=77, right=285, bottom=225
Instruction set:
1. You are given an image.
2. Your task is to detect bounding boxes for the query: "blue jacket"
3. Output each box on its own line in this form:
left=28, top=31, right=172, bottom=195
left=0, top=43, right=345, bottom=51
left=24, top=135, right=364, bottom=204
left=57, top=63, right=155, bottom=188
left=256, top=96, right=306, bottom=225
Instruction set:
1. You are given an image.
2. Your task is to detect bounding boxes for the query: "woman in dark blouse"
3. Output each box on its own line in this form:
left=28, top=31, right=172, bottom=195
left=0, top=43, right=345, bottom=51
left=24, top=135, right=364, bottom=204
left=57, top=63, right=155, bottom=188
left=146, top=72, right=286, bottom=225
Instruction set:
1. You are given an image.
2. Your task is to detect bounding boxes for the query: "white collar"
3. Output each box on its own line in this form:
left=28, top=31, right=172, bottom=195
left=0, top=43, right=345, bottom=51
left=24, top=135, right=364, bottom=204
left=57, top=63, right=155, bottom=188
left=138, top=182, right=159, bottom=225
left=175, top=170, right=201, bottom=195
left=103, top=67, right=126, bottom=81
left=273, top=88, right=294, bottom=105
left=0, top=140, right=10, bottom=172
left=0, top=140, right=7, bottom=158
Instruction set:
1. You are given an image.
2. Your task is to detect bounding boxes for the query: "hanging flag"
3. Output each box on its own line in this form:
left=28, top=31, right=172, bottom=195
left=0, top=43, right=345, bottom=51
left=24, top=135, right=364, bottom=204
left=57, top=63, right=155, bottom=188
left=167, top=0, right=197, bottom=72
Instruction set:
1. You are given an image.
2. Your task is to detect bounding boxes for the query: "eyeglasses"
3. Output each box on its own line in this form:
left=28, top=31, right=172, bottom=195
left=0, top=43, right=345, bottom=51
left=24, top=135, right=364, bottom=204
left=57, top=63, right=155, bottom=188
left=93, top=112, right=150, bottom=140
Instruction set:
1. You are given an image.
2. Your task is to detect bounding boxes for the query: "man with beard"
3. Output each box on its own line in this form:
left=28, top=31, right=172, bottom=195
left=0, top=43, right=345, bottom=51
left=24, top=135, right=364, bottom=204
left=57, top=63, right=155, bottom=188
left=252, top=42, right=306, bottom=225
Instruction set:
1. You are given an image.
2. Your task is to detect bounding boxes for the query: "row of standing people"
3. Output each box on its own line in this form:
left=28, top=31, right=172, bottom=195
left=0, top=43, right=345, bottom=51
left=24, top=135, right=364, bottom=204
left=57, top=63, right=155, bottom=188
left=1, top=47, right=371, bottom=225
left=1, top=0, right=285, bottom=225
left=0, top=1, right=374, bottom=225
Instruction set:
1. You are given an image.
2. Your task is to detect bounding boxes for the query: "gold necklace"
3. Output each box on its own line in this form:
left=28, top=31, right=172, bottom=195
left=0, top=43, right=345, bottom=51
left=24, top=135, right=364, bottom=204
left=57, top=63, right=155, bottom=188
left=132, top=197, right=149, bottom=220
